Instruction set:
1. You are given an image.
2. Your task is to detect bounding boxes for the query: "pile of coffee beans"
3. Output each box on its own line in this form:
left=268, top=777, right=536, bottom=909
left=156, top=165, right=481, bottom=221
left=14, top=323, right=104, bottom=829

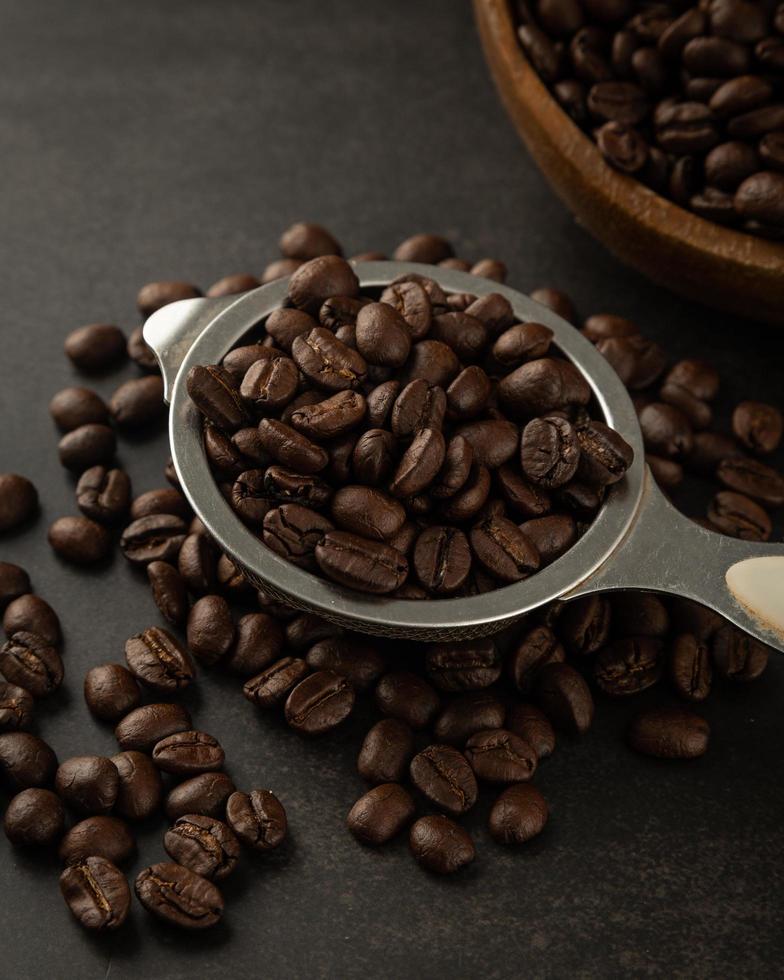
left=514, top=0, right=784, bottom=238
left=0, top=223, right=779, bottom=942
left=186, top=258, right=635, bottom=598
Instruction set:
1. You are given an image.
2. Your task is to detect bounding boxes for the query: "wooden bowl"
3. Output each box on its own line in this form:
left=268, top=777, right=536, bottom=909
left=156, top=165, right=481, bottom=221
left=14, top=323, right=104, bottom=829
left=474, top=0, right=784, bottom=326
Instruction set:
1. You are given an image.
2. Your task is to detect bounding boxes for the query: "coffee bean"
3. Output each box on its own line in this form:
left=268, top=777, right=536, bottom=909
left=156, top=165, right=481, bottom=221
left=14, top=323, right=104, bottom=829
left=0, top=680, right=33, bottom=732
left=120, top=513, right=187, bottom=565
left=732, top=401, right=783, bottom=455
left=520, top=415, right=581, bottom=488
left=707, top=490, right=771, bottom=540
left=464, top=729, right=537, bottom=784
left=432, top=691, right=505, bottom=745
left=124, top=627, right=194, bottom=692
left=446, top=366, right=492, bottom=421
left=55, top=756, right=119, bottom=815
left=305, top=637, right=384, bottom=690
left=669, top=633, right=712, bottom=702
left=375, top=671, right=439, bottom=730
left=243, top=657, right=309, bottom=708
left=716, top=456, right=784, bottom=506
left=152, top=731, right=225, bottom=775
left=489, top=783, right=549, bottom=845
left=240, top=355, right=300, bottom=415
left=76, top=466, right=131, bottom=524
left=331, top=486, right=406, bottom=543
left=48, top=515, right=112, bottom=565
left=506, top=703, right=556, bottom=759
left=3, top=594, right=60, bottom=645
left=469, top=515, right=540, bottom=583
left=226, top=788, right=287, bottom=851
left=424, top=639, right=501, bottom=692
left=207, top=272, right=260, bottom=297
left=627, top=706, right=710, bottom=759
left=357, top=718, right=414, bottom=784
left=287, top=256, right=359, bottom=314
left=409, top=744, right=478, bottom=816
left=596, top=335, right=667, bottom=389
left=576, top=420, right=634, bottom=485
left=534, top=663, right=594, bottom=734
left=289, top=390, right=366, bottom=442
left=137, top=280, right=201, bottom=317
left=595, top=636, right=663, bottom=696
left=347, top=783, right=415, bottom=845
left=351, top=429, right=397, bottom=485
left=712, top=624, right=769, bottom=681
left=60, top=857, right=130, bottom=932
left=49, top=387, right=110, bottom=432
left=111, top=751, right=163, bottom=821
left=146, top=561, right=189, bottom=625
left=285, top=669, right=355, bottom=734
left=611, top=592, right=669, bottom=637
left=222, top=612, right=284, bottom=677
left=135, top=861, right=224, bottom=930
left=0, top=563, right=30, bottom=613
left=0, top=474, right=37, bottom=532
left=640, top=402, right=694, bottom=458
left=430, top=312, right=488, bottom=363
left=64, top=323, right=127, bottom=371
left=186, top=595, right=235, bottom=666
left=508, top=625, right=565, bottom=692
left=558, top=595, right=612, bottom=655
left=597, top=121, right=649, bottom=172
left=177, top=532, right=218, bottom=593
left=0, top=632, right=64, bottom=698
left=315, top=530, right=408, bottom=594
left=109, top=375, right=165, bottom=429
left=391, top=379, right=447, bottom=438
left=165, top=773, right=236, bottom=822
left=409, top=814, right=475, bottom=874
left=127, top=325, right=159, bottom=370
left=257, top=418, right=330, bottom=474
left=59, top=815, right=135, bottom=866
left=261, top=503, right=332, bottom=569
left=262, top=257, right=303, bottom=283
left=353, top=303, right=411, bottom=368
left=0, top=732, right=57, bottom=789
left=84, top=664, right=141, bottom=723
left=131, top=487, right=191, bottom=521
left=115, top=702, right=192, bottom=752
left=164, top=815, right=240, bottom=880
left=279, top=221, right=342, bottom=260
left=4, top=787, right=64, bottom=847
left=456, top=420, right=519, bottom=470
left=498, top=358, right=590, bottom=418
left=186, top=365, right=247, bottom=432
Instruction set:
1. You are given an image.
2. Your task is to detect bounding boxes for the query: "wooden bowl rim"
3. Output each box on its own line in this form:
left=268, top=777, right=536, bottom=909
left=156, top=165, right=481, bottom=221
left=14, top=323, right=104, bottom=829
left=476, top=0, right=784, bottom=275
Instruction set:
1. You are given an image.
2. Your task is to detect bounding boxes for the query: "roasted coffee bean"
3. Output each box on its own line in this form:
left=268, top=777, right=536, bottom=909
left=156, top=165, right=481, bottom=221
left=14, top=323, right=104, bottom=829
left=285, top=613, right=338, bottom=652
left=3, top=594, right=60, bottom=645
left=508, top=625, right=565, bottom=691
left=499, top=358, right=590, bottom=419
left=111, top=751, right=163, bottom=821
left=647, top=454, right=684, bottom=488
left=109, top=375, right=165, bottom=429
left=64, top=323, right=127, bottom=371
left=611, top=592, right=669, bottom=637
left=187, top=595, right=234, bottom=666
left=464, top=729, right=537, bottom=784
left=558, top=595, right=611, bottom=655
left=732, top=401, right=783, bottom=455
left=409, top=744, right=478, bottom=816
left=430, top=312, right=488, bottom=362
left=55, top=756, right=119, bottom=815
left=280, top=221, right=342, bottom=260
left=712, top=624, right=769, bottom=681
left=489, top=783, right=549, bottom=845
left=390, top=428, right=446, bottom=498
left=687, top=430, right=740, bottom=475
left=263, top=504, right=334, bottom=568
left=425, top=639, right=501, bottom=692
left=0, top=632, right=64, bottom=698
left=59, top=815, right=135, bottom=866
left=493, top=322, right=553, bottom=367
left=357, top=719, right=414, bottom=784
left=207, top=272, right=260, bottom=297
left=152, top=731, right=225, bottom=775
left=4, top=787, right=64, bottom=847
left=84, top=664, right=141, bottom=723
left=127, top=325, right=159, bottom=371
left=287, top=256, right=359, bottom=314
left=497, top=464, right=552, bottom=518
left=50, top=387, right=110, bottom=432
left=120, top=514, right=187, bottom=565
left=707, top=490, right=771, bottom=541
left=404, top=339, right=460, bottom=388
left=331, top=486, right=406, bottom=542
left=76, top=466, right=131, bottom=524
left=576, top=421, right=634, bottom=485
left=597, top=120, right=650, bottom=172
left=319, top=295, right=368, bottom=331
left=137, top=280, right=201, bottom=317
left=596, top=335, right=666, bottom=389
left=735, top=171, right=784, bottom=226
left=224, top=613, right=284, bottom=676
left=433, top=691, right=507, bottom=745
left=534, top=663, right=594, bottom=734
left=347, top=783, right=415, bottom=845
left=506, top=703, right=556, bottom=759
left=639, top=403, right=693, bottom=459
left=60, top=857, right=130, bottom=932
left=243, top=657, right=309, bottom=708
left=470, top=515, right=540, bottom=583
left=595, top=636, right=663, bottom=696
left=0, top=680, right=33, bottom=732
left=147, top=561, right=189, bottom=625
left=216, top=553, right=251, bottom=599
left=257, top=419, right=329, bottom=474
left=315, top=530, right=408, bottom=594
left=375, top=671, right=439, bottom=730
left=520, top=415, right=581, bottom=488
left=354, top=303, right=412, bottom=368
left=440, top=464, right=492, bottom=522
left=446, top=366, right=492, bottom=420
left=305, top=637, right=384, bottom=690
left=588, top=80, right=648, bottom=125
left=704, top=142, right=760, bottom=191
left=379, top=281, right=432, bottom=339
left=135, top=862, right=224, bottom=930
left=716, top=456, right=784, bottom=506
left=232, top=425, right=271, bottom=467
left=285, top=670, right=355, bottom=734
left=519, top=514, right=576, bottom=565
left=291, top=326, right=367, bottom=391
left=0, top=732, right=57, bottom=788
left=58, top=424, right=116, bottom=473
left=164, top=815, right=240, bottom=880
left=392, top=233, right=452, bottom=264
left=412, top=526, right=472, bottom=595
left=409, top=814, right=475, bottom=874
left=186, top=365, right=247, bottom=432
left=222, top=345, right=276, bottom=383
left=0, top=562, right=30, bottom=613
left=125, top=627, right=194, bottom=692
left=627, top=706, right=709, bottom=759
left=391, top=379, right=447, bottom=438
left=290, top=390, right=366, bottom=441
left=115, top=703, right=192, bottom=752
left=131, top=487, right=191, bottom=521
left=48, top=516, right=112, bottom=565
left=670, top=633, right=712, bottom=702
left=582, top=313, right=638, bottom=343
left=230, top=470, right=272, bottom=527
left=165, top=773, right=236, bottom=822
left=351, top=429, right=397, bottom=485
left=456, top=420, right=519, bottom=470
left=429, top=436, right=473, bottom=501
left=214, top=789, right=287, bottom=864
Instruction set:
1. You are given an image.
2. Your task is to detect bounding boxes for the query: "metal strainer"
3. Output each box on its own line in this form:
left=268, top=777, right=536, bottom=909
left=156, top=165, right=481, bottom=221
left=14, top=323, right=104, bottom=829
left=144, top=263, right=784, bottom=648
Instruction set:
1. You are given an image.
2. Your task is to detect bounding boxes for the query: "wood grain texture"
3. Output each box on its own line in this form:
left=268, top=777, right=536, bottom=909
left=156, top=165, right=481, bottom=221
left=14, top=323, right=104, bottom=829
left=474, top=0, right=784, bottom=326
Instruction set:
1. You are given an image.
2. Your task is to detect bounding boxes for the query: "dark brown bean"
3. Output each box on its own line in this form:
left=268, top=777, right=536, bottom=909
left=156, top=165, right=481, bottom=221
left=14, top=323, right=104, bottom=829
left=347, top=783, right=416, bottom=845
left=114, top=703, right=192, bottom=752
left=409, top=744, right=478, bottom=816
left=135, top=862, right=223, bottom=930
left=534, top=663, right=594, bottom=734
left=489, top=784, right=549, bottom=845
left=627, top=707, right=709, bottom=759
left=243, top=657, right=309, bottom=708
left=225, top=788, right=287, bottom=851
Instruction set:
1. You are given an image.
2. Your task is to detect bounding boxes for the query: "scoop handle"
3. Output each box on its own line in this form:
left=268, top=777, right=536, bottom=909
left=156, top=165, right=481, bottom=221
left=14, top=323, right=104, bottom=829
left=142, top=294, right=241, bottom=403
left=565, top=467, right=784, bottom=652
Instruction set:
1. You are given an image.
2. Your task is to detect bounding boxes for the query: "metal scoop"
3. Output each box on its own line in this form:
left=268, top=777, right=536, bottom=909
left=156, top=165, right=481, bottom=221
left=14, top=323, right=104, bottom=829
left=144, top=262, right=784, bottom=648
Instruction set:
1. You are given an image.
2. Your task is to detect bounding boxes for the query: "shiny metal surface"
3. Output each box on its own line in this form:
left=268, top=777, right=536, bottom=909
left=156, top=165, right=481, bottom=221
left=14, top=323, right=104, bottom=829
left=144, top=262, right=784, bottom=647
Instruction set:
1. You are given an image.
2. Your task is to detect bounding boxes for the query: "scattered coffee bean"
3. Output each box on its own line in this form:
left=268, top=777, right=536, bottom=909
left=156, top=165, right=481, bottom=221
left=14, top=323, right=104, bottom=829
left=425, top=639, right=501, bottom=692
left=120, top=513, right=187, bottom=565
left=114, top=702, right=192, bottom=752
left=125, top=626, right=195, bottom=692
left=164, top=814, right=240, bottom=880
left=3, top=594, right=61, bottom=645
left=76, top=466, right=131, bottom=524
left=712, top=624, right=769, bottom=681
left=465, top=729, right=537, bottom=784
left=347, top=783, right=415, bottom=845
left=165, top=773, right=236, bottom=822
left=152, top=731, right=225, bottom=775
left=4, top=787, right=65, bottom=847
left=146, top=561, right=189, bottom=625
left=534, top=663, right=594, bottom=734
left=55, top=756, right=119, bottom=815
left=109, top=375, right=165, bottom=429
left=60, top=856, right=130, bottom=932
left=489, top=784, right=549, bottom=845
left=305, top=636, right=384, bottom=690
left=111, top=751, right=163, bottom=821
left=226, top=789, right=287, bottom=851
left=627, top=707, right=710, bottom=759
left=0, top=680, right=34, bottom=731
left=409, top=744, right=478, bottom=816
left=64, top=323, right=126, bottom=371
left=49, top=387, right=110, bottom=432
left=59, top=815, right=135, bottom=866
left=58, top=424, right=116, bottom=472
left=137, top=280, right=201, bottom=317
left=48, top=516, right=112, bottom=564
left=594, top=637, right=663, bottom=696
left=0, top=631, right=64, bottom=698
left=0, top=474, right=38, bottom=532
left=186, top=595, right=235, bottom=665
left=285, top=670, right=355, bottom=734
left=84, top=664, right=142, bottom=723
left=135, top=861, right=224, bottom=930
left=409, top=814, right=475, bottom=874
left=375, top=671, right=439, bottom=730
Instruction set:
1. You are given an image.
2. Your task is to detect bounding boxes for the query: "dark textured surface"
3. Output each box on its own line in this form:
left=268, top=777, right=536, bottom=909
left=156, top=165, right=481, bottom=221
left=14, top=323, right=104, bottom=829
left=1, top=1, right=784, bottom=977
